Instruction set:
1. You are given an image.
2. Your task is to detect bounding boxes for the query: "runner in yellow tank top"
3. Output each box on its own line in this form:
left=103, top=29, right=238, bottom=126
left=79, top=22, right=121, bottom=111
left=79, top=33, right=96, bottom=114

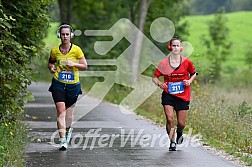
left=48, top=23, right=88, bottom=151
left=50, top=44, right=84, bottom=84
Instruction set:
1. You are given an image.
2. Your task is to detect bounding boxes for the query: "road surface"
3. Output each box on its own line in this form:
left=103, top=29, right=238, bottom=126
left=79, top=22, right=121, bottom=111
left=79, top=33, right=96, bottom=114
left=24, top=82, right=242, bottom=167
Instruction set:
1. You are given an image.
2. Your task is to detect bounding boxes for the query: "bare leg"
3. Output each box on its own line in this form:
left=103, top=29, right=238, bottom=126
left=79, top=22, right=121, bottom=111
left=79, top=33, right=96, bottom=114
left=56, top=102, right=66, bottom=138
left=163, top=105, right=176, bottom=141
left=176, top=110, right=188, bottom=143
left=176, top=110, right=188, bottom=130
left=66, top=107, right=74, bottom=129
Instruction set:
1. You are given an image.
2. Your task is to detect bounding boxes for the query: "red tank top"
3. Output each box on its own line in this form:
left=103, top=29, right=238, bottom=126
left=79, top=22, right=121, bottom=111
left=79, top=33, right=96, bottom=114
left=154, top=56, right=196, bottom=101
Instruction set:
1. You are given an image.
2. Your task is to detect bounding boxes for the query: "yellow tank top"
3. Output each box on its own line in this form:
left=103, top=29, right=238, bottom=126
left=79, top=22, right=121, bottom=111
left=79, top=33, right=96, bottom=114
left=50, top=44, right=84, bottom=84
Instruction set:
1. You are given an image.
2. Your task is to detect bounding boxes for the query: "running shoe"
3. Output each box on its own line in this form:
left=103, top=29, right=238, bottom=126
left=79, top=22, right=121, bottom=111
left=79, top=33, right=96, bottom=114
left=169, top=141, right=176, bottom=151
left=59, top=138, right=67, bottom=151
left=176, top=132, right=184, bottom=144
left=66, top=128, right=72, bottom=143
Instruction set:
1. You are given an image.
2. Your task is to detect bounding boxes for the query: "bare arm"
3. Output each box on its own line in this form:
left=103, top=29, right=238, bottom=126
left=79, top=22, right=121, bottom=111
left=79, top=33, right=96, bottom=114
left=183, top=73, right=197, bottom=86
left=152, top=75, right=168, bottom=89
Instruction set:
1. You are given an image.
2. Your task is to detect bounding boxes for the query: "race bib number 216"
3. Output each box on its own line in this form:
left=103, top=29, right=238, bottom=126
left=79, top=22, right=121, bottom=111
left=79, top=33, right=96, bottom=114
left=59, top=71, right=74, bottom=82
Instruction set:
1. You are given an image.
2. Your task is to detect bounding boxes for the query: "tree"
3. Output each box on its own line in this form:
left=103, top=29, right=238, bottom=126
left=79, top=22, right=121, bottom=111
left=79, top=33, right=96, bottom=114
left=189, top=0, right=230, bottom=15
left=55, top=0, right=189, bottom=84
left=130, top=0, right=152, bottom=84
left=189, top=0, right=252, bottom=15
left=58, top=0, right=72, bottom=23
left=244, top=44, right=252, bottom=69
left=203, top=8, right=231, bottom=81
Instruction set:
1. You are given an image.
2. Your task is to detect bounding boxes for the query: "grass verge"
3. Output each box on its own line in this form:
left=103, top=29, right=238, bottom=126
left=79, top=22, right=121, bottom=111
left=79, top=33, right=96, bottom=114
left=0, top=116, right=28, bottom=166
left=135, top=82, right=252, bottom=166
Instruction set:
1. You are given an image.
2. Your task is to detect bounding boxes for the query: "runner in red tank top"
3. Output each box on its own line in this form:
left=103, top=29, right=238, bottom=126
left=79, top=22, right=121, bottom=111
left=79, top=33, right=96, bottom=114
left=152, top=36, right=198, bottom=151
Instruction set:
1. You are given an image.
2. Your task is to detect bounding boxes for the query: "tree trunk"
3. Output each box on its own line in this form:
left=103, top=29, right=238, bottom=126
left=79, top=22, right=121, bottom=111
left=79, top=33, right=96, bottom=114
left=131, top=0, right=151, bottom=84
left=58, top=0, right=72, bottom=24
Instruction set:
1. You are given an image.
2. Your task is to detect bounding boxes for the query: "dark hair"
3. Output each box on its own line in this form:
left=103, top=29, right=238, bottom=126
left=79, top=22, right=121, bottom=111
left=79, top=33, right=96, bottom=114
left=170, top=35, right=181, bottom=43
left=167, top=35, right=182, bottom=51
left=59, top=23, right=73, bottom=33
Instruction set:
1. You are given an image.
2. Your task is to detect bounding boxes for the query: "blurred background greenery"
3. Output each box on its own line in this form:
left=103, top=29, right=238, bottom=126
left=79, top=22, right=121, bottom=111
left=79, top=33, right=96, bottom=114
left=1, top=0, right=252, bottom=166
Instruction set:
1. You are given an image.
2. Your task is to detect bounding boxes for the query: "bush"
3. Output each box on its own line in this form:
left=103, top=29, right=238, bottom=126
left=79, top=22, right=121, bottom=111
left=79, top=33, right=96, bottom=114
left=0, top=1, right=52, bottom=166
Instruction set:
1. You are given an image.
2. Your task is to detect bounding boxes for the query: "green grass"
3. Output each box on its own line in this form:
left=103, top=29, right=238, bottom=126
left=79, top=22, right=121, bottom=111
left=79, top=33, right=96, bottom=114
left=0, top=117, right=28, bottom=166
left=188, top=87, right=252, bottom=165
left=183, top=11, right=252, bottom=71
left=43, top=22, right=61, bottom=50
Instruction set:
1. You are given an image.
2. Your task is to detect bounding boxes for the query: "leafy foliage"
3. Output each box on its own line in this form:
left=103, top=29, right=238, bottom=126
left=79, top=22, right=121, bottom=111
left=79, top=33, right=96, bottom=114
left=244, top=43, right=252, bottom=68
left=0, top=0, right=53, bottom=166
left=50, top=0, right=190, bottom=90
left=189, top=0, right=252, bottom=15
left=202, top=8, right=232, bottom=81
left=55, top=0, right=189, bottom=55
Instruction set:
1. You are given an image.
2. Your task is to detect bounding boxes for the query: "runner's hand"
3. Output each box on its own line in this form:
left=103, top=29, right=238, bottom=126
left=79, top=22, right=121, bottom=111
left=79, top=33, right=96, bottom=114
left=159, top=83, right=168, bottom=89
left=66, top=60, right=76, bottom=67
left=183, top=80, right=191, bottom=86
left=49, top=65, right=56, bottom=74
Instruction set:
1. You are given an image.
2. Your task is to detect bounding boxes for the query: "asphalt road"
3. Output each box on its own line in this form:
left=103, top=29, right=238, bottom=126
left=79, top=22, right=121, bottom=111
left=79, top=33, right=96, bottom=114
left=24, top=82, right=242, bottom=167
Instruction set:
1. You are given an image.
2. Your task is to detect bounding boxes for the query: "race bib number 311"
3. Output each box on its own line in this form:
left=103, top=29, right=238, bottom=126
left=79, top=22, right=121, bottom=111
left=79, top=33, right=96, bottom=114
left=59, top=71, right=74, bottom=82
left=168, top=81, right=184, bottom=94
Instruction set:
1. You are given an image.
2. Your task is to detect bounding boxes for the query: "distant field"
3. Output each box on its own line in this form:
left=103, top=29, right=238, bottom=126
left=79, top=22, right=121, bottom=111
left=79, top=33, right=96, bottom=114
left=183, top=11, right=252, bottom=71
left=44, top=11, right=252, bottom=73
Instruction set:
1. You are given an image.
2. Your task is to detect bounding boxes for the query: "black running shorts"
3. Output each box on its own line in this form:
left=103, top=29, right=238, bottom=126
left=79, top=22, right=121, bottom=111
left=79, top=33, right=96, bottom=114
left=161, top=91, right=190, bottom=111
left=48, top=78, right=82, bottom=108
